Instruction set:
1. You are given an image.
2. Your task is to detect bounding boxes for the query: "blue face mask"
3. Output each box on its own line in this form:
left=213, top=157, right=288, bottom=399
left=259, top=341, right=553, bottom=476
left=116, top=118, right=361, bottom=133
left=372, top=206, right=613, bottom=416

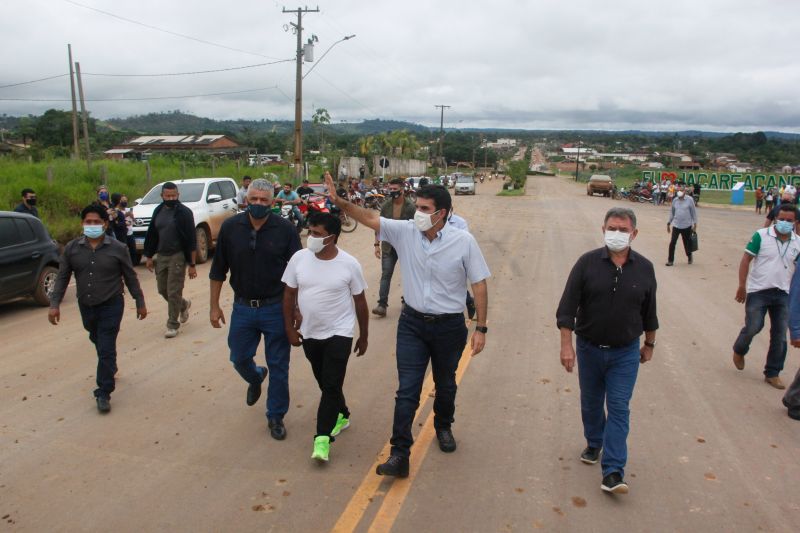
left=83, top=225, right=105, bottom=239
left=247, top=203, right=270, bottom=219
left=775, top=220, right=794, bottom=235
left=98, top=192, right=109, bottom=202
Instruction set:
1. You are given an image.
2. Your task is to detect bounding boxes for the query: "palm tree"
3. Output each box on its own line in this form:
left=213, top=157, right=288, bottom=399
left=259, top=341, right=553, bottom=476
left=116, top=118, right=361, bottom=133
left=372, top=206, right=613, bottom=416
left=312, top=108, right=331, bottom=151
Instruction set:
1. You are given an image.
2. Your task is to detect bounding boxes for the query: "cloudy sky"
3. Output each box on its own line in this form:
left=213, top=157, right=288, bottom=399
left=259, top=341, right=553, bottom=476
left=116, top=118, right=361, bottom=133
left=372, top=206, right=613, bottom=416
left=2, top=0, right=799, bottom=132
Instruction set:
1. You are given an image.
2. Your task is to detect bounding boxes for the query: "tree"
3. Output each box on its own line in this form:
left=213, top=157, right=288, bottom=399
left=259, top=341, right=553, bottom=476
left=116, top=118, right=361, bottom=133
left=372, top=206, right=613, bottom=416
left=312, top=108, right=331, bottom=151
left=34, top=109, right=73, bottom=147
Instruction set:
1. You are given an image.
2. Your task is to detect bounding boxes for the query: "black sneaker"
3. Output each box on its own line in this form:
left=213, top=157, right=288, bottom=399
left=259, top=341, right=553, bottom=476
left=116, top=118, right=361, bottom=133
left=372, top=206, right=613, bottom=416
left=601, top=472, right=629, bottom=494
left=665, top=261, right=674, bottom=266
left=268, top=417, right=287, bottom=440
left=376, top=455, right=409, bottom=478
left=246, top=367, right=267, bottom=406
left=96, top=396, right=111, bottom=414
left=435, top=428, right=457, bottom=453
left=580, top=446, right=601, bottom=464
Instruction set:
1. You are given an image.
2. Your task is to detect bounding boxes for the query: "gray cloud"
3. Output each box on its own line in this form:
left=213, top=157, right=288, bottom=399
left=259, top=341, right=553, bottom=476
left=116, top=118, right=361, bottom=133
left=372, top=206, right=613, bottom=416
left=1, top=0, right=798, bottom=132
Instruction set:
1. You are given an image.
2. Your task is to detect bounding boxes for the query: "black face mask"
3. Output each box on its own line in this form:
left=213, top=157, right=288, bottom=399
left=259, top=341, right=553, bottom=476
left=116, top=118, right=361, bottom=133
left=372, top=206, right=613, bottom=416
left=164, top=199, right=178, bottom=208
left=120, top=201, right=128, bottom=208
left=389, top=191, right=402, bottom=199
left=26, top=198, right=37, bottom=206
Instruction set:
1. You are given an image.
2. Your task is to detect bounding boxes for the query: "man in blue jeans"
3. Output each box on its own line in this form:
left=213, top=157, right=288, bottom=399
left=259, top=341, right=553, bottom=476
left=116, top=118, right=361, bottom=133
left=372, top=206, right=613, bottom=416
left=733, top=205, right=800, bottom=390
left=209, top=178, right=302, bottom=440
left=557, top=207, right=658, bottom=495
left=325, top=172, right=490, bottom=478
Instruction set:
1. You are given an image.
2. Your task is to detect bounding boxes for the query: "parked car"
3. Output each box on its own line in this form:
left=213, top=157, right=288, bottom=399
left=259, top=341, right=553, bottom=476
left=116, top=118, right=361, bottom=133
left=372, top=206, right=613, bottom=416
left=454, top=174, right=476, bottom=195
left=0, top=211, right=61, bottom=306
left=131, top=177, right=239, bottom=265
left=587, top=174, right=615, bottom=197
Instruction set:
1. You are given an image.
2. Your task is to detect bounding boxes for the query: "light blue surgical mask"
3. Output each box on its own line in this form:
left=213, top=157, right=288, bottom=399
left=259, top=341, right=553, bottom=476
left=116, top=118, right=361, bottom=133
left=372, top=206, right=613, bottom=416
left=83, top=225, right=105, bottom=239
left=775, top=220, right=794, bottom=235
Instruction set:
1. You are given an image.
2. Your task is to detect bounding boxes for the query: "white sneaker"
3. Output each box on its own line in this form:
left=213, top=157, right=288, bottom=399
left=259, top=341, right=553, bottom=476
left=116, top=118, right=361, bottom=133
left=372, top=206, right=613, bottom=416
left=165, top=328, right=179, bottom=338
left=180, top=299, right=191, bottom=323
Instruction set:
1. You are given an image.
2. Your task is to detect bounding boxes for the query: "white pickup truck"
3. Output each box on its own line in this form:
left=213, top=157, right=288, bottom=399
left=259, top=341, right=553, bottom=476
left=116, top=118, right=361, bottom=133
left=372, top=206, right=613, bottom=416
left=131, top=177, right=239, bottom=264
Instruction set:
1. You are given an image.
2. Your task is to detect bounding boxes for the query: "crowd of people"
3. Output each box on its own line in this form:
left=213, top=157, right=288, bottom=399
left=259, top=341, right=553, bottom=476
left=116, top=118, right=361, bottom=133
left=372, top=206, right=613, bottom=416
left=13, top=169, right=799, bottom=499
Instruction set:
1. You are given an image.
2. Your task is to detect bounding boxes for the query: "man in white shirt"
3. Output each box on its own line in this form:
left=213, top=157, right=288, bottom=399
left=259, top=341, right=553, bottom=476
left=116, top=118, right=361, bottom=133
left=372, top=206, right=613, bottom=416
left=324, top=172, right=490, bottom=478
left=282, top=211, right=369, bottom=463
left=733, top=205, right=800, bottom=389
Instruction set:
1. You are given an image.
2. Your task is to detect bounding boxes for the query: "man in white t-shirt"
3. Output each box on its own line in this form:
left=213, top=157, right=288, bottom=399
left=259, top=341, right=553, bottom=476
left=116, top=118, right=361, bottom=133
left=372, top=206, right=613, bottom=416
left=282, top=211, right=369, bottom=463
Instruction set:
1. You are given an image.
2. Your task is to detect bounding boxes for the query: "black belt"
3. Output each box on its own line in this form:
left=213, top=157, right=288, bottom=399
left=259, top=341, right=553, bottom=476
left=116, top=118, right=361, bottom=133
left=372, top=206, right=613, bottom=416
left=583, top=337, right=633, bottom=350
left=234, top=294, right=282, bottom=308
left=402, top=304, right=463, bottom=323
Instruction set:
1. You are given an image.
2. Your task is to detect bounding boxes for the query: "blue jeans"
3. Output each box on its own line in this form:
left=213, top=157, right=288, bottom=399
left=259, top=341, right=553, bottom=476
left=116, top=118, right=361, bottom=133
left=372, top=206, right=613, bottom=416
left=576, top=336, right=640, bottom=477
left=291, top=206, right=304, bottom=227
left=390, top=310, right=468, bottom=458
left=733, top=288, right=788, bottom=377
left=228, top=302, right=291, bottom=420
left=378, top=248, right=398, bottom=307
left=78, top=294, right=124, bottom=399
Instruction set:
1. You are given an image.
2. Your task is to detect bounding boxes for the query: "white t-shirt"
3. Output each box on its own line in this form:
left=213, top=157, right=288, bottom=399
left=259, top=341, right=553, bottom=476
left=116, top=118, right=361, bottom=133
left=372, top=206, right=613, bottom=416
left=744, top=226, right=800, bottom=293
left=281, top=248, right=367, bottom=340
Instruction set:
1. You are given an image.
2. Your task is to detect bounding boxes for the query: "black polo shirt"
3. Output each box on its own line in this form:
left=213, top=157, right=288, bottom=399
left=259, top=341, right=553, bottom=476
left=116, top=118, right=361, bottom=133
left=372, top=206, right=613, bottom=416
left=556, top=247, right=658, bottom=346
left=209, top=212, right=301, bottom=300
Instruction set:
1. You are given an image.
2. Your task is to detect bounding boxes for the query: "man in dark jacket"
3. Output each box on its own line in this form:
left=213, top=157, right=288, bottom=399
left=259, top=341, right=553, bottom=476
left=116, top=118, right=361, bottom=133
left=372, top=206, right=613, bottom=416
left=372, top=178, right=416, bottom=317
left=143, top=182, right=197, bottom=338
left=14, top=188, right=39, bottom=218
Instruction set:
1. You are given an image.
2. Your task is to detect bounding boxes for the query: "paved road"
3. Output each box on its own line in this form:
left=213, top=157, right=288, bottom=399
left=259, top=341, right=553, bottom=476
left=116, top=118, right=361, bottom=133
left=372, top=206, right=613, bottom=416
left=1, top=177, right=798, bottom=532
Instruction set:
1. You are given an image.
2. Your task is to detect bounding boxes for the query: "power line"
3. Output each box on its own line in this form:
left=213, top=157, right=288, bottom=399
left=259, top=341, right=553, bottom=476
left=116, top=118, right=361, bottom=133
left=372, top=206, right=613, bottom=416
left=83, top=58, right=294, bottom=77
left=62, top=0, right=280, bottom=59
left=0, top=74, right=69, bottom=89
left=0, top=86, right=279, bottom=102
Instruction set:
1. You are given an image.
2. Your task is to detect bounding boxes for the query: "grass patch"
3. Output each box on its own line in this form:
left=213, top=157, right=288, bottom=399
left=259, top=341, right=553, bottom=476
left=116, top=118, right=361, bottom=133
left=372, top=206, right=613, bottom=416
left=497, top=188, right=526, bottom=197
left=1, top=156, right=327, bottom=242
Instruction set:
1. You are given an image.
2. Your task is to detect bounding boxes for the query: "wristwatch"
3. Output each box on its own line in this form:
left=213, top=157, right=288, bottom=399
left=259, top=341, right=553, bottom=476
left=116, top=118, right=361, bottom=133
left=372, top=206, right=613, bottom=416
left=644, top=340, right=656, bottom=348
left=475, top=325, right=488, bottom=334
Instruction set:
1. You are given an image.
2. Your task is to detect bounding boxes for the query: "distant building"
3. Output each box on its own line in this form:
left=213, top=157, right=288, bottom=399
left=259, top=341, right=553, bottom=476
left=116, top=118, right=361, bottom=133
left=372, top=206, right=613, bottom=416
left=105, top=134, right=250, bottom=160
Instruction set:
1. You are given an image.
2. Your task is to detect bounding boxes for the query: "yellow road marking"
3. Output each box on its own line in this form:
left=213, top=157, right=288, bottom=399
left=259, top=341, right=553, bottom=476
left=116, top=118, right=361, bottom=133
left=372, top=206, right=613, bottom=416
left=331, top=331, right=478, bottom=533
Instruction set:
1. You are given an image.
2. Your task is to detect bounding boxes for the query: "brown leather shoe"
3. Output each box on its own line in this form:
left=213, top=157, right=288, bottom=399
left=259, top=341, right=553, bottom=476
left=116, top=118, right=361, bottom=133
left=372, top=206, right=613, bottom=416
left=372, top=305, right=387, bottom=317
left=765, top=376, right=786, bottom=390
left=732, top=353, right=745, bottom=370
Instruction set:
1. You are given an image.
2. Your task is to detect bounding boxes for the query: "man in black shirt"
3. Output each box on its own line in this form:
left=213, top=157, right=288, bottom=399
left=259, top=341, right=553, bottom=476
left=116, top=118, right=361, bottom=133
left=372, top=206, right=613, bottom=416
left=556, top=206, right=658, bottom=495
left=296, top=179, right=315, bottom=198
left=14, top=188, right=39, bottom=218
left=209, top=178, right=302, bottom=440
left=143, top=182, right=197, bottom=339
left=48, top=205, right=147, bottom=413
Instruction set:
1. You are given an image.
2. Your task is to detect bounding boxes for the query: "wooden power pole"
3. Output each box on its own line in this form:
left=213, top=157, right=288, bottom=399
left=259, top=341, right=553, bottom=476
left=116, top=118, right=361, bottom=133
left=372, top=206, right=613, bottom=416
left=67, top=44, right=80, bottom=160
left=435, top=104, right=450, bottom=167
left=75, top=62, right=92, bottom=171
left=283, top=5, right=319, bottom=181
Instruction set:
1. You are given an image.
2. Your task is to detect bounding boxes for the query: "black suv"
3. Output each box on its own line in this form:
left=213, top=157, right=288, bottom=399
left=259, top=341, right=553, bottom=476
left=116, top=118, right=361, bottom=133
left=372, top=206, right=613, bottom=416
left=0, top=211, right=61, bottom=306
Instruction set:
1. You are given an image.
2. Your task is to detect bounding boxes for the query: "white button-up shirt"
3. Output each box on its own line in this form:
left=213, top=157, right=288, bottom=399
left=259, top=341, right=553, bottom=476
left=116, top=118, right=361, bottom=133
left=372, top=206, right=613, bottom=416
left=379, top=218, right=491, bottom=314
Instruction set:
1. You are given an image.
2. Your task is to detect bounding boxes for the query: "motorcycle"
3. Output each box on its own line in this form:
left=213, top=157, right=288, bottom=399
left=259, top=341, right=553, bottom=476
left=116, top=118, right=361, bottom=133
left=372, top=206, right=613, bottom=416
left=276, top=202, right=302, bottom=232
left=479, top=175, right=485, bottom=184
left=364, top=189, right=386, bottom=210
left=301, top=194, right=358, bottom=233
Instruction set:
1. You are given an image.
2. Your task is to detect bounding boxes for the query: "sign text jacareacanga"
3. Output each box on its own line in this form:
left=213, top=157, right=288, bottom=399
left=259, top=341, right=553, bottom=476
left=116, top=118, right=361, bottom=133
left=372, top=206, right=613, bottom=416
left=642, top=170, right=800, bottom=191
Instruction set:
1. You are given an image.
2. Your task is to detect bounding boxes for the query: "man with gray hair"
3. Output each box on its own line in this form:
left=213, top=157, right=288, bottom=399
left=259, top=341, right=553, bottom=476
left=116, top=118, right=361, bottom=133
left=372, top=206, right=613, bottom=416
left=209, top=178, right=302, bottom=441
left=556, top=207, right=658, bottom=495
left=666, top=184, right=697, bottom=266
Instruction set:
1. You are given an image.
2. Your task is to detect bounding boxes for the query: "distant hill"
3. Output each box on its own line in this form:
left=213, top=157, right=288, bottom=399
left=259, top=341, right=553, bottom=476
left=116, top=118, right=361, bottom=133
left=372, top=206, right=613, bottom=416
left=102, top=111, right=430, bottom=136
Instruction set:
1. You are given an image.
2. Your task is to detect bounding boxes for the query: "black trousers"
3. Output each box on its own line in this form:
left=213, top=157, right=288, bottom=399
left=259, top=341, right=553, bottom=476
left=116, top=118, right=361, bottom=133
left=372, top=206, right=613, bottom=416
left=668, top=226, right=693, bottom=262
left=302, top=336, right=352, bottom=439
left=78, top=294, right=124, bottom=399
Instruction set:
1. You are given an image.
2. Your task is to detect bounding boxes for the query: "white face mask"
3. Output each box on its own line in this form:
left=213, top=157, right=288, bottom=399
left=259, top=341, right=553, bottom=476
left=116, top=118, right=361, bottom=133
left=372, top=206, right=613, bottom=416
left=677, top=191, right=685, bottom=198
left=414, top=210, right=441, bottom=232
left=307, top=235, right=331, bottom=254
left=604, top=230, right=631, bottom=252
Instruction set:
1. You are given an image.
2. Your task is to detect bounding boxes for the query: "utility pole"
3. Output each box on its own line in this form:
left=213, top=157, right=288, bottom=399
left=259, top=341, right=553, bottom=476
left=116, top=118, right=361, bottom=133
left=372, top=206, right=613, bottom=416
left=283, top=5, right=319, bottom=181
left=67, top=44, right=80, bottom=160
left=75, top=62, right=91, bottom=171
left=574, top=138, right=581, bottom=181
left=435, top=104, right=450, bottom=168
